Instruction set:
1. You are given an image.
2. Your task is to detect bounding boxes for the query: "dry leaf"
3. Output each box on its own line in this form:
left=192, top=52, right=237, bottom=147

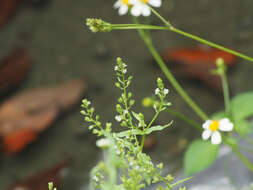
left=0, top=79, right=86, bottom=154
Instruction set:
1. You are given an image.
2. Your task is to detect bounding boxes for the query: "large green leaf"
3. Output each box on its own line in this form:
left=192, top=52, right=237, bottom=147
left=234, top=119, right=252, bottom=136
left=231, top=92, right=253, bottom=120
left=184, top=139, right=219, bottom=177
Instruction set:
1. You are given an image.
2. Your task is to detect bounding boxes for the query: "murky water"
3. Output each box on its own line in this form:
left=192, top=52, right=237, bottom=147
left=0, top=0, right=253, bottom=189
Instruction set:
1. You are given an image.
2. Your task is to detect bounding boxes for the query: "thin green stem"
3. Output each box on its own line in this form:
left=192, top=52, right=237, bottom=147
left=221, top=73, right=231, bottom=116
left=112, top=24, right=167, bottom=30
left=171, top=28, right=253, bottom=63
left=149, top=6, right=172, bottom=27
left=133, top=17, right=209, bottom=121
left=149, top=8, right=253, bottom=63
left=141, top=108, right=160, bottom=150
left=170, top=176, right=193, bottom=188
left=167, top=109, right=202, bottom=131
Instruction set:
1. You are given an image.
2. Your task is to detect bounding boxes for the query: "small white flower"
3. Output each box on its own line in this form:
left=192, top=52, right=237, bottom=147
left=86, top=101, right=91, bottom=105
left=155, top=88, right=160, bottom=95
left=122, top=63, right=127, bottom=68
left=96, top=138, right=111, bottom=148
left=131, top=0, right=162, bottom=17
left=123, top=110, right=128, bottom=114
left=115, top=115, right=122, bottom=122
left=114, top=66, right=119, bottom=71
left=164, top=88, right=169, bottom=95
left=114, top=0, right=131, bottom=16
left=93, top=175, right=99, bottom=182
left=202, top=118, right=233, bottom=145
left=123, top=69, right=127, bottom=74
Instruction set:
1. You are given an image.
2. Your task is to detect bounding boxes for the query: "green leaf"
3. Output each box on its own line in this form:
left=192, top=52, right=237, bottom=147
left=145, top=123, right=172, bottom=134
left=231, top=92, right=253, bottom=120
left=234, top=119, right=252, bottom=136
left=184, top=139, right=219, bottom=177
left=114, top=123, right=172, bottom=138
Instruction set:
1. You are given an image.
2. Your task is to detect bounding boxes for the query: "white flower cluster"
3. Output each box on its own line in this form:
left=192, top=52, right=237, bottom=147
left=155, top=88, right=169, bottom=96
left=114, top=0, right=162, bottom=17
left=114, top=63, right=127, bottom=74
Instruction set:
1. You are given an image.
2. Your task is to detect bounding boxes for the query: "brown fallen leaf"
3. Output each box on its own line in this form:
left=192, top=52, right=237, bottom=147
left=6, top=159, right=70, bottom=190
left=0, top=49, right=31, bottom=95
left=0, top=79, right=86, bottom=154
left=0, top=0, right=24, bottom=28
left=161, top=46, right=237, bottom=91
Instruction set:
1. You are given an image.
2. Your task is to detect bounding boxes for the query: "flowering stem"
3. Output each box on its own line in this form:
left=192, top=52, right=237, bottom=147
left=149, top=8, right=253, bottom=63
left=133, top=17, right=209, bottom=121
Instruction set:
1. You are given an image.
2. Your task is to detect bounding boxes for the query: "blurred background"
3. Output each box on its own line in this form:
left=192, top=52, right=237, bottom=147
left=0, top=0, right=253, bottom=189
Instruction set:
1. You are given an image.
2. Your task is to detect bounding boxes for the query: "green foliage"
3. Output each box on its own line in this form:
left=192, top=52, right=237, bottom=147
left=184, top=139, right=219, bottom=177
left=115, top=123, right=172, bottom=138
left=231, top=91, right=253, bottom=120
left=81, top=58, right=189, bottom=190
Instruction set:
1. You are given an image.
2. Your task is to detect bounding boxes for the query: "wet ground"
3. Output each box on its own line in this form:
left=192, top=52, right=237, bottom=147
left=0, top=0, right=253, bottom=189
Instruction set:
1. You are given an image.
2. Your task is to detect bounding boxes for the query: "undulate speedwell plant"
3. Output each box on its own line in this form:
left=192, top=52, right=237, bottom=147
left=81, top=58, right=189, bottom=190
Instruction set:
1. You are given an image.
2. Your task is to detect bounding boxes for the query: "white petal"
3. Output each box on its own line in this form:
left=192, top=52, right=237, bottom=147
left=129, top=0, right=138, bottom=4
left=131, top=5, right=142, bottom=17
left=114, top=0, right=122, bottom=8
left=202, top=120, right=212, bottom=129
left=219, top=118, right=230, bottom=125
left=148, top=0, right=161, bottom=7
left=219, top=122, right=233, bottom=131
left=119, top=5, right=128, bottom=15
left=142, top=4, right=151, bottom=16
left=211, top=131, right=222, bottom=145
left=202, top=129, right=212, bottom=140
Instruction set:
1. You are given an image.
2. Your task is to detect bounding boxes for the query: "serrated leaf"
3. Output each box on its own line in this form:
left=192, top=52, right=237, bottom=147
left=184, top=139, right=219, bottom=177
left=231, top=92, right=253, bottom=120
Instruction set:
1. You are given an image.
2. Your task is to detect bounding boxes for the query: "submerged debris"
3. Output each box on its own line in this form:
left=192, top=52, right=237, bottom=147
left=161, top=46, right=237, bottom=91
left=0, top=79, right=86, bottom=154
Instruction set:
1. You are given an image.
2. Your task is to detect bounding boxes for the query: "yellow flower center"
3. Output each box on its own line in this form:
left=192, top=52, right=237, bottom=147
left=121, top=0, right=129, bottom=5
left=209, top=120, right=219, bottom=131
left=141, top=0, right=148, bottom=3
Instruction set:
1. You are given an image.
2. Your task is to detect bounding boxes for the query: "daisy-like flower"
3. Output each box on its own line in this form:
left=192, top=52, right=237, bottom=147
left=114, top=0, right=132, bottom=16
left=131, top=0, right=162, bottom=17
left=202, top=118, right=234, bottom=145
